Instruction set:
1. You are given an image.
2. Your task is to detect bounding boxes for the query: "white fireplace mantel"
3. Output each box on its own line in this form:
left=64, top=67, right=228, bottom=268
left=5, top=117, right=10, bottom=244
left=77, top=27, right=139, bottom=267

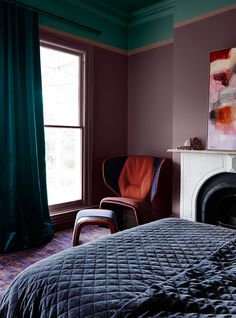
left=168, top=149, right=236, bottom=221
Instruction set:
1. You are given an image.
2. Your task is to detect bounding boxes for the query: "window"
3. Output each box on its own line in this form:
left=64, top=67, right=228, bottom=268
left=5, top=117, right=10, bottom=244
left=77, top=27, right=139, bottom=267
left=40, top=34, right=90, bottom=213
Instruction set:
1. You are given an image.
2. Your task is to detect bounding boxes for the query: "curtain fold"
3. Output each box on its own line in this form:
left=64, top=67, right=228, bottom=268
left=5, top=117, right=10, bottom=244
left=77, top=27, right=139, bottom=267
left=0, top=0, right=54, bottom=253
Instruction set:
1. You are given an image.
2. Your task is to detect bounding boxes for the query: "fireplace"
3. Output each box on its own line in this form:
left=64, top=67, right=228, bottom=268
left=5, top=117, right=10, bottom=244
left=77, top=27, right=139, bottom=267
left=168, top=149, right=236, bottom=225
left=197, top=172, right=236, bottom=228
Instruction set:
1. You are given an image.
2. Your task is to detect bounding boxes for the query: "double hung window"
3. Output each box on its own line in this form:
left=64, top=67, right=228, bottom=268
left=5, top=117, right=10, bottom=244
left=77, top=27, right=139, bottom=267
left=40, top=35, right=89, bottom=213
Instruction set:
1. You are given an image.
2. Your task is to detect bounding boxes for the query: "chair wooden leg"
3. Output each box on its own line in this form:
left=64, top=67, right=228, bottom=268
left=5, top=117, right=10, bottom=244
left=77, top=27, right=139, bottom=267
left=72, top=224, right=82, bottom=247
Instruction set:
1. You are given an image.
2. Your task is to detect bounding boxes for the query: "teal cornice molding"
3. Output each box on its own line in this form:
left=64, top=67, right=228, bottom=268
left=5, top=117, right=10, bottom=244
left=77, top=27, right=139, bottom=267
left=65, top=0, right=129, bottom=27
left=20, top=0, right=174, bottom=51
left=174, top=0, right=236, bottom=24
left=65, top=0, right=174, bottom=28
left=129, top=0, right=175, bottom=27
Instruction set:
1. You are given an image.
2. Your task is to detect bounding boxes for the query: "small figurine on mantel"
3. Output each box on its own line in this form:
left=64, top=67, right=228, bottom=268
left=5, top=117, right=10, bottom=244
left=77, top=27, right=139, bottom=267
left=177, top=137, right=204, bottom=150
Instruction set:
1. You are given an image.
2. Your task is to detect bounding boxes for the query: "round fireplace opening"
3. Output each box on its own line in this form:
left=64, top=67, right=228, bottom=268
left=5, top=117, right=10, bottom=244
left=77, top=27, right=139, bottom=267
left=197, top=173, right=236, bottom=229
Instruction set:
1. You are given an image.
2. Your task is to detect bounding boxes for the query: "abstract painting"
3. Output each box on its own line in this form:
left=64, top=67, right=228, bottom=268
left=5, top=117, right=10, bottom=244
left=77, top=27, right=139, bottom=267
left=208, top=48, right=236, bottom=150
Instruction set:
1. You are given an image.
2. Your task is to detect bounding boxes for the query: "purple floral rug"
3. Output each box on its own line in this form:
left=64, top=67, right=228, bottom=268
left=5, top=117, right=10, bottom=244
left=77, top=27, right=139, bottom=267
left=0, top=225, right=109, bottom=300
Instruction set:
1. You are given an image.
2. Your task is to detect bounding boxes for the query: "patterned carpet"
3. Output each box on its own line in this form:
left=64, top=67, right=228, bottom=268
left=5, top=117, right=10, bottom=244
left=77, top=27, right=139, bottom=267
left=0, top=225, right=109, bottom=300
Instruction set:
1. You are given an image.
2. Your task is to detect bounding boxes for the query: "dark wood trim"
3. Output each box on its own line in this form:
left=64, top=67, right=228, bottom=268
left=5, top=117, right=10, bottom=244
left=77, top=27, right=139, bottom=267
left=84, top=42, right=94, bottom=206
left=51, top=210, right=78, bottom=232
left=40, top=28, right=93, bottom=56
left=40, top=40, right=85, bottom=57
left=49, top=200, right=83, bottom=213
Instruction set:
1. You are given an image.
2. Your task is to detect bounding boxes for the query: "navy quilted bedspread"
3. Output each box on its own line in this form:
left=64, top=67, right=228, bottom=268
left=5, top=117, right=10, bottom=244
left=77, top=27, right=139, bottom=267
left=1, top=218, right=236, bottom=318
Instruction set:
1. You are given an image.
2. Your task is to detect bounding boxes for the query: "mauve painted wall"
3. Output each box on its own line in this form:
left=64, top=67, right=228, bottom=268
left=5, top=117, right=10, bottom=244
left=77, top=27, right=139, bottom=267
left=172, top=8, right=236, bottom=216
left=128, top=44, right=173, bottom=158
left=92, top=47, right=128, bottom=205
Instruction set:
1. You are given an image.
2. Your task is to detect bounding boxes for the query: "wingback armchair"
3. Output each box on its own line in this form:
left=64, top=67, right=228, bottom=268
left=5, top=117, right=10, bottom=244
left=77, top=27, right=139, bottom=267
left=100, top=155, right=172, bottom=226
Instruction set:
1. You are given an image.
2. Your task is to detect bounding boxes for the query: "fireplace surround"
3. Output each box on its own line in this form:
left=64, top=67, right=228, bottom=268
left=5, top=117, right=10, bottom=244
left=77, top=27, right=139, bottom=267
left=169, top=150, right=236, bottom=227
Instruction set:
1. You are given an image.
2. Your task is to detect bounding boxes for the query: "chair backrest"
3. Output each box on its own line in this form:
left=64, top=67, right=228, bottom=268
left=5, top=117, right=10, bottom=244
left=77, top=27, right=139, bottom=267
left=103, top=155, right=164, bottom=202
left=118, top=156, right=154, bottom=200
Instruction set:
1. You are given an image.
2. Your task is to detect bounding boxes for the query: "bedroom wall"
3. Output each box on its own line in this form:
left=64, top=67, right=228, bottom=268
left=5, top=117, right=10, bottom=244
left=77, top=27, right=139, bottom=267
left=92, top=47, right=128, bottom=204
left=127, top=5, right=173, bottom=159
left=127, top=9, right=174, bottom=215
left=127, top=1, right=174, bottom=158
left=172, top=5, right=236, bottom=216
left=128, top=44, right=173, bottom=158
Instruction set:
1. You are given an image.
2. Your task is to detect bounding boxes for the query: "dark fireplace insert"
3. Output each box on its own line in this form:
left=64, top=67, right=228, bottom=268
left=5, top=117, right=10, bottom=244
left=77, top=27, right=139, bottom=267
left=197, top=173, right=236, bottom=229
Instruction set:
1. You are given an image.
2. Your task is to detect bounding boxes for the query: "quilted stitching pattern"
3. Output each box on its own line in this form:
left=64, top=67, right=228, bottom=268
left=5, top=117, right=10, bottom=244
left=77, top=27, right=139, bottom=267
left=0, top=218, right=236, bottom=318
left=113, top=239, right=236, bottom=317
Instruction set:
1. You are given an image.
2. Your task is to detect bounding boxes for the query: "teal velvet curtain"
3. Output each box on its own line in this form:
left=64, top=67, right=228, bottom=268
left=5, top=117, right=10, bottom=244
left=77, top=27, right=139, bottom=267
left=0, top=1, right=54, bottom=253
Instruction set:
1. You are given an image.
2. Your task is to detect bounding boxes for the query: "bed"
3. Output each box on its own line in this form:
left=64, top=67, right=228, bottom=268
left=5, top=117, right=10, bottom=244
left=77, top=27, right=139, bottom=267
left=1, top=218, right=236, bottom=317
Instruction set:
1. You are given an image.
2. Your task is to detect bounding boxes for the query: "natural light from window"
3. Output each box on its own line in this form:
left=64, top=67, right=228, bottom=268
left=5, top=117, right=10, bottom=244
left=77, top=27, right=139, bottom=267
left=40, top=46, right=82, bottom=206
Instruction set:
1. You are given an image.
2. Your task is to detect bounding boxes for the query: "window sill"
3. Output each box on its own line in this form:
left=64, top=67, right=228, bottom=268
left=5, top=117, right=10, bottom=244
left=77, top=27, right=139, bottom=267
left=50, top=205, right=99, bottom=232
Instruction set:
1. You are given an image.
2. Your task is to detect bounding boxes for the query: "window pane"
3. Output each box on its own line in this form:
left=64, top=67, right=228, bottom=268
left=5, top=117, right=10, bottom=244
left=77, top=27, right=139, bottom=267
left=40, top=46, right=80, bottom=126
left=45, top=127, right=82, bottom=205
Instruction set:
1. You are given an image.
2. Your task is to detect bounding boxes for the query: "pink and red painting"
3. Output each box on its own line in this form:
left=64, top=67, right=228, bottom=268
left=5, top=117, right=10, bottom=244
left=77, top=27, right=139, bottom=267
left=208, top=48, right=236, bottom=150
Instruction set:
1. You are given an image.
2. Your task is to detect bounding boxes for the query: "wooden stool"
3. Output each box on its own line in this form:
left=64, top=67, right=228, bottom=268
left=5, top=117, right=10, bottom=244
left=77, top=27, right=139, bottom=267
left=72, top=209, right=118, bottom=246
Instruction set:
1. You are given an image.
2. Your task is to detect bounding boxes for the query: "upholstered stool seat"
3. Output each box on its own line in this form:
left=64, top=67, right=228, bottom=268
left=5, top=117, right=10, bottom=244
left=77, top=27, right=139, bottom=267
left=72, top=209, right=118, bottom=246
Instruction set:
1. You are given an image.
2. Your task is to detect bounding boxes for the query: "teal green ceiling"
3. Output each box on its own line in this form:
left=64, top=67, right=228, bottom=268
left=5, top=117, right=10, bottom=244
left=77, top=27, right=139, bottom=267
left=95, top=0, right=164, bottom=13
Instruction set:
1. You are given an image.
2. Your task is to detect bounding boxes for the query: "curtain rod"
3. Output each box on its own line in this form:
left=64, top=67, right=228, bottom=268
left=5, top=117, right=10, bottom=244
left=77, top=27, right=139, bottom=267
left=10, top=0, right=102, bottom=35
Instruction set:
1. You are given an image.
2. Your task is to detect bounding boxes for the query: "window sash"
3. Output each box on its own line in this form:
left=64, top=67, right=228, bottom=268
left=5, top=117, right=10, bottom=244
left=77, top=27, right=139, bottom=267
left=40, top=41, right=85, bottom=128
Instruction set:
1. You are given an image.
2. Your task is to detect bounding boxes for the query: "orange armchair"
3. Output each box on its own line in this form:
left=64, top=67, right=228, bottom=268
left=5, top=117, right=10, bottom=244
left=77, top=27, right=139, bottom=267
left=100, top=155, right=172, bottom=227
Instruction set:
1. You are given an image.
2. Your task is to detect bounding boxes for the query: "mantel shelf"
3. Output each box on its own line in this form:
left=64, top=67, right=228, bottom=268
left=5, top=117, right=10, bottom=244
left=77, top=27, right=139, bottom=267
left=167, top=149, right=236, bottom=155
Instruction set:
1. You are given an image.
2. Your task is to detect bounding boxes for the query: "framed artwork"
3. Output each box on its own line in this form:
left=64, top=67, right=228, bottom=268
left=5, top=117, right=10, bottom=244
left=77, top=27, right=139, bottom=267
left=207, top=48, right=236, bottom=150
